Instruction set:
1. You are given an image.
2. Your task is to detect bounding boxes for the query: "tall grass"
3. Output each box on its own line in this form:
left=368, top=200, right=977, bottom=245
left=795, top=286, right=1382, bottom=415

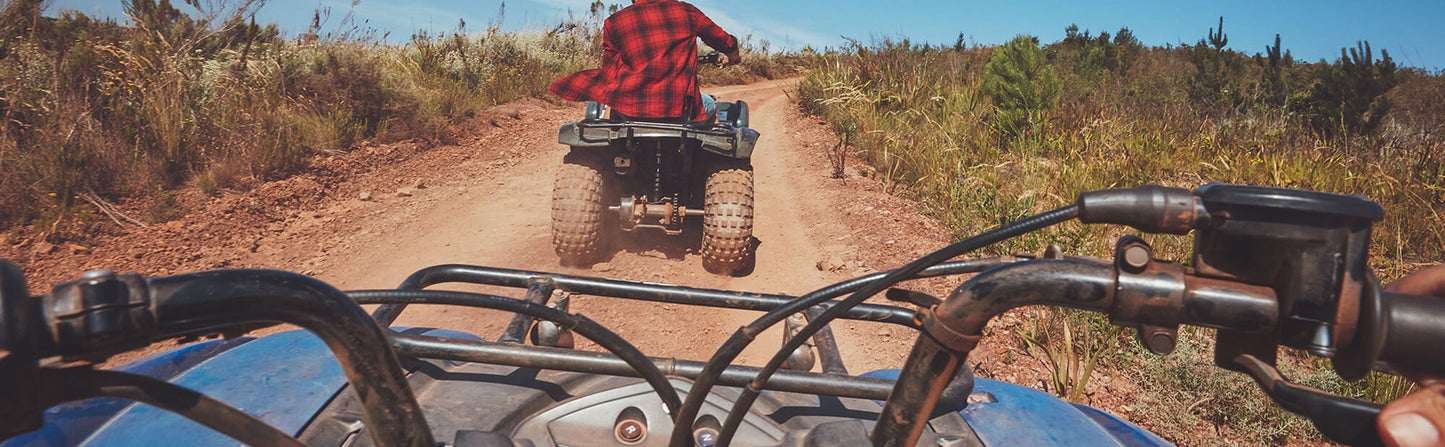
left=800, top=39, right=1442, bottom=266
left=799, top=37, right=1443, bottom=442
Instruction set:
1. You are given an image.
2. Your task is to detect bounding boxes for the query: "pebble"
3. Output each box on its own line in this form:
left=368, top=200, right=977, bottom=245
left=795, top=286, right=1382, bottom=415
left=397, top=188, right=414, bottom=197
left=33, top=241, right=56, bottom=255
left=816, top=257, right=845, bottom=272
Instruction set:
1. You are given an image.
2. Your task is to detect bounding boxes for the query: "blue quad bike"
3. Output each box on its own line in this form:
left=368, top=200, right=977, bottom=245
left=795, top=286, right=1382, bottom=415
left=552, top=52, right=761, bottom=275
left=2, top=184, right=1441, bottom=446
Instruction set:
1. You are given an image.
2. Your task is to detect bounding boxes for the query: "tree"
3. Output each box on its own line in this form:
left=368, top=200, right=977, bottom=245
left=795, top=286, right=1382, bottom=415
left=1288, top=41, right=1398, bottom=136
left=1258, top=34, right=1289, bottom=106
left=1188, top=17, right=1245, bottom=115
left=980, top=35, right=1061, bottom=140
left=1207, top=16, right=1227, bottom=51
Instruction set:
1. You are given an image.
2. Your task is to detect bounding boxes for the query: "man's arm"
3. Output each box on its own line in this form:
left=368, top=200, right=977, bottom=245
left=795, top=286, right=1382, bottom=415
left=601, top=18, right=620, bottom=66
left=686, top=3, right=740, bottom=65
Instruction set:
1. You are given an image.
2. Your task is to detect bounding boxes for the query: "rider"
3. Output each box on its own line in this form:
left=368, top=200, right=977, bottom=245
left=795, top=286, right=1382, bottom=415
left=549, top=0, right=741, bottom=123
left=1380, top=264, right=1445, bottom=447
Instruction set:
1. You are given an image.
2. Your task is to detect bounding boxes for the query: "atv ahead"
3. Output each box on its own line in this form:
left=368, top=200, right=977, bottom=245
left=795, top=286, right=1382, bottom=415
left=552, top=53, right=761, bottom=275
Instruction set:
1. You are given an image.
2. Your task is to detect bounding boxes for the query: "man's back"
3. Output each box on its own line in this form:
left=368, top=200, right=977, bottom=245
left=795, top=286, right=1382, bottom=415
left=550, top=0, right=737, bottom=121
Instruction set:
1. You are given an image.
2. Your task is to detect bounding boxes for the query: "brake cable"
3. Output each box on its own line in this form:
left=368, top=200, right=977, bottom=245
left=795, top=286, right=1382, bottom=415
left=667, top=205, right=1079, bottom=446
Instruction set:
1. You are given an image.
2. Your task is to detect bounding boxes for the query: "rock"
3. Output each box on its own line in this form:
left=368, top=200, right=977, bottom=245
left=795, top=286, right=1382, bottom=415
left=67, top=244, right=89, bottom=254
left=592, top=263, right=613, bottom=273
left=412, top=179, right=426, bottom=189
left=33, top=241, right=56, bottom=255
left=359, top=191, right=373, bottom=201
left=816, top=257, right=845, bottom=272
left=397, top=188, right=414, bottom=197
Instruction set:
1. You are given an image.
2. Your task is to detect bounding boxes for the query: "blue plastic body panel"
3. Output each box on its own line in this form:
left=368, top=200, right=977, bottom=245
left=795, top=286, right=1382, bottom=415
left=4, top=339, right=251, bottom=446
left=5, top=331, right=350, bottom=447
left=863, top=370, right=1170, bottom=447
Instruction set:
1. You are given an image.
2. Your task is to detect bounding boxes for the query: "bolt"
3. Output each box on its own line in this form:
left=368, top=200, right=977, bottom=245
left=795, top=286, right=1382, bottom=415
left=1146, top=330, right=1176, bottom=355
left=81, top=269, right=116, bottom=282
left=1122, top=244, right=1151, bottom=270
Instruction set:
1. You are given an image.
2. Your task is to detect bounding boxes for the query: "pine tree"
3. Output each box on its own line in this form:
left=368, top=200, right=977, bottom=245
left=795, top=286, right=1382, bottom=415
left=1288, top=41, right=1398, bottom=136
left=1208, top=16, right=1228, bottom=51
left=1189, top=17, right=1244, bottom=115
left=1260, top=34, right=1287, bottom=106
left=980, top=35, right=1061, bottom=140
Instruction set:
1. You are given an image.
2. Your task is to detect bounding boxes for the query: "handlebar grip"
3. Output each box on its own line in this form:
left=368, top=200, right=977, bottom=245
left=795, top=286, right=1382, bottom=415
left=1378, top=290, right=1445, bottom=375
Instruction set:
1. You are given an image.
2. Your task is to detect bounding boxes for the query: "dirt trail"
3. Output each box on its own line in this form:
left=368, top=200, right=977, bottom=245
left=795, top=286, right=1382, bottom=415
left=245, top=78, right=932, bottom=372
left=0, top=77, right=1294, bottom=445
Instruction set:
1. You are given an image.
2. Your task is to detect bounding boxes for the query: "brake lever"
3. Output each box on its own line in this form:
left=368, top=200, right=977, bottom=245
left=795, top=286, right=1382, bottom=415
left=1233, top=354, right=1384, bottom=447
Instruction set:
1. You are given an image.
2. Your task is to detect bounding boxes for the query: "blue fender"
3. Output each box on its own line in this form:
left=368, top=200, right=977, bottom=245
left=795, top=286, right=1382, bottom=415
left=864, top=370, right=1171, bottom=446
left=7, top=330, right=352, bottom=446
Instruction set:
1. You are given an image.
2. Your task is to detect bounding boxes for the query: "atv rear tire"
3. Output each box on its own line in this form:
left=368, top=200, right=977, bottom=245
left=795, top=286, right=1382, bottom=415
left=552, top=158, right=608, bottom=266
left=701, top=168, right=754, bottom=275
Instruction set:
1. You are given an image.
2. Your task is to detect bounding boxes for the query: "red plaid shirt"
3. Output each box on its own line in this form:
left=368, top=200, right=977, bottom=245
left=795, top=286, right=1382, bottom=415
left=549, top=0, right=737, bottom=121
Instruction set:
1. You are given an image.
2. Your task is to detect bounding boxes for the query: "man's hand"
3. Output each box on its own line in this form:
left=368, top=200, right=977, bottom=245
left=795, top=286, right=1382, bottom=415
left=722, top=50, right=742, bottom=67
left=1379, top=265, right=1445, bottom=447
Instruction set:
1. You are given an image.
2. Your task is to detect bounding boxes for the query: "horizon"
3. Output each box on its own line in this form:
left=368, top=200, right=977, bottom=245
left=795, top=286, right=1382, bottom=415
left=45, top=0, right=1445, bottom=70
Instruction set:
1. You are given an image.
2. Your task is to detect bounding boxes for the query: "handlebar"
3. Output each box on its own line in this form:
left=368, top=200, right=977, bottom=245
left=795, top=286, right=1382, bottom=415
left=871, top=184, right=1445, bottom=447
left=1, top=183, right=1441, bottom=447
left=699, top=50, right=723, bottom=66
left=0, top=267, right=434, bottom=446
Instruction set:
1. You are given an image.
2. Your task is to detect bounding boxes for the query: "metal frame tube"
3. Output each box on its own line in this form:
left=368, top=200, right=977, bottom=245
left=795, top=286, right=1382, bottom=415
left=498, top=279, right=555, bottom=343
left=371, top=265, right=921, bottom=328
left=389, top=332, right=972, bottom=404
left=874, top=260, right=1117, bottom=446
left=351, top=289, right=684, bottom=414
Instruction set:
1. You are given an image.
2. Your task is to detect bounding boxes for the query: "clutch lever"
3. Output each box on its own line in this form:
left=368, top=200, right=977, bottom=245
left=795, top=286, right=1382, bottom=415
left=1233, top=354, right=1384, bottom=447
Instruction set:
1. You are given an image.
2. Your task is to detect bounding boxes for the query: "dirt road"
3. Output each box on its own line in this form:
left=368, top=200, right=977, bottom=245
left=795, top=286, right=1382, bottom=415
left=232, top=78, right=954, bottom=373
left=0, top=78, right=1305, bottom=445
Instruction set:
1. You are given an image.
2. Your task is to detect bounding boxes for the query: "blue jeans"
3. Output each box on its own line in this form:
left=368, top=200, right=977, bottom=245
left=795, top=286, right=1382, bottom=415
left=701, top=93, right=716, bottom=120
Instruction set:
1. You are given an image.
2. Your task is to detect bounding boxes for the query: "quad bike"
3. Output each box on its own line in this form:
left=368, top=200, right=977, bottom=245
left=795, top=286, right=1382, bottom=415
left=2, top=183, right=1443, bottom=447
left=552, top=52, right=761, bottom=275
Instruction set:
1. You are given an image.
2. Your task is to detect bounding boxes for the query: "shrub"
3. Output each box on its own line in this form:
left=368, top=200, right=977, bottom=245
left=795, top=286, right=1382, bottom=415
left=980, top=35, right=1061, bottom=141
left=1187, top=17, right=1248, bottom=116
left=1287, top=41, right=1398, bottom=137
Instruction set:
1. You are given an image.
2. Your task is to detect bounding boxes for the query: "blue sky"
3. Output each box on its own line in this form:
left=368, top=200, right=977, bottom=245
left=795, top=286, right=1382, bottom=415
left=49, top=0, right=1445, bottom=69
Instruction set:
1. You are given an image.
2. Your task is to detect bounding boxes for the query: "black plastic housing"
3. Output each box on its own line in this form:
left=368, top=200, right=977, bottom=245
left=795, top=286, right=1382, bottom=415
left=1191, top=184, right=1383, bottom=362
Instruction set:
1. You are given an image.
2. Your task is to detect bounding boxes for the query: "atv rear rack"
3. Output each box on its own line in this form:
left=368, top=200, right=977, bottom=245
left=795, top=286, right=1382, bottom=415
left=558, top=119, right=760, bottom=158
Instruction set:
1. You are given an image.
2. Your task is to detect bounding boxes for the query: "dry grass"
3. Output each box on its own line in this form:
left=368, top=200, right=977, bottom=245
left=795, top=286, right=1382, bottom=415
left=799, top=36, right=1443, bottom=443
left=0, top=2, right=801, bottom=243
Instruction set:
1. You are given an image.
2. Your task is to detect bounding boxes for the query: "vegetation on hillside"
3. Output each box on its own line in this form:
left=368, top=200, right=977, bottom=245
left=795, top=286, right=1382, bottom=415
left=0, top=0, right=799, bottom=242
left=799, top=18, right=1442, bottom=445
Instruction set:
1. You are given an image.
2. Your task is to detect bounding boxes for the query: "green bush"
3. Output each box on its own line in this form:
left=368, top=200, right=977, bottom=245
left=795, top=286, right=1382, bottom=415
left=980, top=35, right=1061, bottom=141
left=1287, top=41, right=1398, bottom=137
